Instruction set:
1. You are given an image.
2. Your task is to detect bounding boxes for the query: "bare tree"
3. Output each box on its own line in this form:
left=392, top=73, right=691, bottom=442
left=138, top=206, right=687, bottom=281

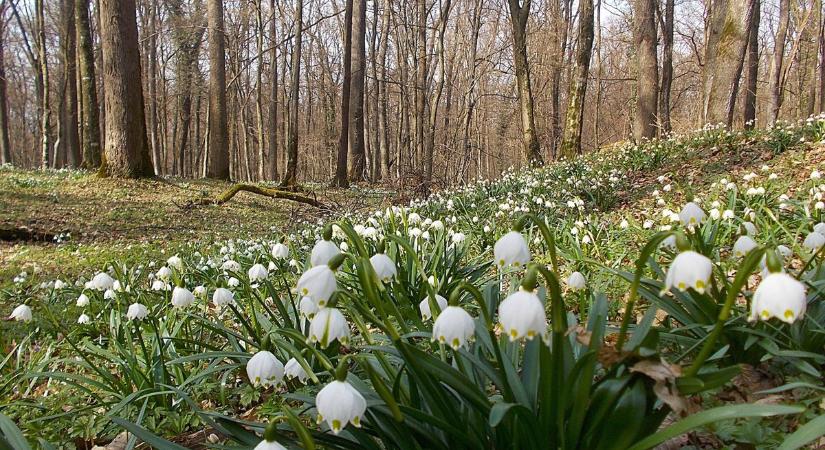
left=333, top=0, right=354, bottom=187
left=743, top=0, right=760, bottom=128
left=268, top=0, right=280, bottom=180
left=507, top=0, right=543, bottom=164
left=76, top=0, right=100, bottom=169
left=768, top=0, right=790, bottom=124
left=349, top=0, right=367, bottom=181
left=0, top=1, right=11, bottom=165
left=205, top=0, right=229, bottom=179
left=281, top=0, right=303, bottom=188
left=657, top=0, right=674, bottom=134
left=632, top=0, right=658, bottom=140
left=559, top=0, right=594, bottom=157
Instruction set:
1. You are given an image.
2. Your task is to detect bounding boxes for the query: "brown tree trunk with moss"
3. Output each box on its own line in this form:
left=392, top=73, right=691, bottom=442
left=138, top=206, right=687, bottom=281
left=559, top=0, right=594, bottom=158
left=205, top=0, right=229, bottom=179
left=98, top=0, right=153, bottom=177
left=0, top=4, right=11, bottom=166
left=281, top=0, right=303, bottom=188
left=507, top=0, right=543, bottom=165
left=76, top=0, right=100, bottom=169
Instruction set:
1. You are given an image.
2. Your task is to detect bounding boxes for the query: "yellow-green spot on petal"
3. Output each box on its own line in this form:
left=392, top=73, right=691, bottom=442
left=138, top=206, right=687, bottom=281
left=784, top=309, right=794, bottom=320
left=332, top=420, right=341, bottom=432
left=452, top=338, right=460, bottom=348
left=678, top=282, right=686, bottom=290
left=761, top=309, right=770, bottom=319
left=695, top=280, right=705, bottom=290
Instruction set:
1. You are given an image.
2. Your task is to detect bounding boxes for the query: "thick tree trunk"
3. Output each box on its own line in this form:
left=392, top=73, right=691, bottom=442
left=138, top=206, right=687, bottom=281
left=76, top=0, right=100, bottom=169
left=332, top=0, right=353, bottom=187
left=0, top=7, right=11, bottom=166
left=658, top=0, right=674, bottom=134
left=768, top=0, right=790, bottom=124
left=743, top=0, right=760, bottom=128
left=559, top=0, right=594, bottom=157
left=98, top=0, right=153, bottom=177
left=632, top=0, right=658, bottom=140
left=702, top=0, right=755, bottom=126
left=205, top=0, right=229, bottom=179
left=281, top=0, right=303, bottom=188
left=349, top=0, right=367, bottom=181
left=507, top=0, right=543, bottom=165
left=61, top=0, right=80, bottom=167
left=268, top=0, right=279, bottom=180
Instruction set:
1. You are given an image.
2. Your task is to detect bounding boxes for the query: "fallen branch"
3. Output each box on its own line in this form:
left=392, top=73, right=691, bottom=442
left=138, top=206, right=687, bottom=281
left=202, top=183, right=325, bottom=208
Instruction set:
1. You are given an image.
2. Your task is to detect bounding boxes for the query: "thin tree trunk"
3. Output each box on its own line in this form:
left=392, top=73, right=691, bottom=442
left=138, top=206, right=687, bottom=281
left=559, top=0, right=594, bottom=157
left=743, top=0, right=760, bottom=128
left=378, top=1, right=391, bottom=180
left=507, top=0, right=543, bottom=164
left=205, top=0, right=229, bottom=179
left=415, top=0, right=427, bottom=171
left=37, top=0, right=51, bottom=169
left=61, top=0, right=80, bottom=167
left=256, top=0, right=266, bottom=180
left=268, top=0, right=279, bottom=180
left=333, top=0, right=353, bottom=187
left=281, top=0, right=303, bottom=188
left=658, top=0, right=673, bottom=134
left=0, top=3, right=11, bottom=166
left=632, top=0, right=658, bottom=140
left=349, top=0, right=367, bottom=181
left=76, top=0, right=100, bottom=169
left=769, top=0, right=790, bottom=124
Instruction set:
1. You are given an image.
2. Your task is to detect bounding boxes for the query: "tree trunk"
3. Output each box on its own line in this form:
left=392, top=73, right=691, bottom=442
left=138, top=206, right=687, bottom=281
left=256, top=0, right=266, bottom=181
left=768, top=0, right=790, bottom=124
left=205, top=0, right=229, bottom=179
left=281, top=0, right=303, bottom=188
left=0, top=5, right=11, bottom=166
left=559, top=0, right=594, bottom=157
left=507, top=0, right=543, bottom=165
left=658, top=0, right=674, bottom=133
left=702, top=0, right=755, bottom=126
left=37, top=0, right=51, bottom=169
left=332, top=0, right=353, bottom=187
left=268, top=0, right=279, bottom=180
left=61, top=0, right=81, bottom=167
left=76, top=0, right=101, bottom=169
left=632, top=0, right=658, bottom=140
left=415, top=0, right=427, bottom=171
left=378, top=1, right=391, bottom=180
left=98, top=0, right=153, bottom=177
left=743, top=0, right=760, bottom=128
left=349, top=0, right=367, bottom=182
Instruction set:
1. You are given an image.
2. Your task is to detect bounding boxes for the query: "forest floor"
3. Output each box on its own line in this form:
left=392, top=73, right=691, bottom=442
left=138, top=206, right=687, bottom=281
left=0, top=168, right=393, bottom=289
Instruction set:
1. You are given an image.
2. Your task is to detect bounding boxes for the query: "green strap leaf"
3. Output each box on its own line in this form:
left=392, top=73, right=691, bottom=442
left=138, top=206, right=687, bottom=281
left=777, top=414, right=825, bottom=450
left=110, top=418, right=189, bottom=450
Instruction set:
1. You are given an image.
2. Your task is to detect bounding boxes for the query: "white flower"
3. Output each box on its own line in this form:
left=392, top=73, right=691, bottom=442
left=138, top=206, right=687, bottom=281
left=722, top=209, right=735, bottom=220
left=369, top=253, right=397, bottom=283
left=567, top=272, right=587, bottom=291
left=151, top=279, right=168, bottom=291
left=710, top=208, right=721, bottom=220
left=300, top=296, right=320, bottom=319
left=408, top=212, right=422, bottom=224
left=76, top=294, right=90, bottom=307
left=171, top=286, right=195, bottom=308
left=104, top=289, right=116, bottom=300
left=126, top=303, right=149, bottom=321
left=494, top=231, right=531, bottom=268
left=815, top=223, right=825, bottom=235
left=9, top=304, right=32, bottom=322
left=254, top=439, right=287, bottom=450
left=297, top=266, right=337, bottom=307
left=451, top=232, right=466, bottom=244
left=212, top=288, right=235, bottom=306
left=777, top=245, right=793, bottom=259
left=311, top=240, right=341, bottom=267
left=733, top=235, right=758, bottom=257
left=498, top=290, right=547, bottom=341
left=285, top=358, right=309, bottom=383
left=88, top=272, right=115, bottom=291
left=742, top=222, right=757, bottom=235
left=811, top=170, right=821, bottom=180
left=803, top=232, right=825, bottom=251
left=248, top=264, right=269, bottom=282
left=679, top=202, right=706, bottom=227
left=308, top=307, right=350, bottom=347
left=749, top=273, right=807, bottom=324
left=167, top=255, right=183, bottom=270
left=228, top=277, right=240, bottom=287
left=432, top=306, right=475, bottom=349
left=246, top=350, right=285, bottom=387
left=54, top=280, right=66, bottom=290
left=194, top=285, right=207, bottom=297
left=620, top=219, right=629, bottom=229
left=664, top=251, right=713, bottom=294
left=222, top=260, right=241, bottom=272
left=77, top=313, right=91, bottom=325
left=271, top=243, right=289, bottom=259
left=156, top=266, right=172, bottom=281
left=419, top=294, right=448, bottom=321
left=315, top=380, right=367, bottom=434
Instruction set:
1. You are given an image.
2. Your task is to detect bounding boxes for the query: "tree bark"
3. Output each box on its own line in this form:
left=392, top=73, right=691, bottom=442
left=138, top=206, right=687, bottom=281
left=76, top=0, right=101, bottom=169
left=61, top=0, right=80, bottom=167
left=281, top=0, right=303, bottom=188
left=98, top=0, right=153, bottom=177
left=559, top=0, right=594, bottom=157
left=36, top=0, right=51, bottom=169
left=378, top=1, right=391, bottom=180
left=0, top=3, right=11, bottom=166
left=332, top=0, right=353, bottom=187
left=268, top=0, right=279, bottom=180
left=632, top=0, right=658, bottom=140
left=507, top=0, right=543, bottom=165
left=768, top=0, right=790, bottom=124
left=349, top=0, right=367, bottom=181
left=743, top=0, right=760, bottom=128
left=205, top=0, right=229, bottom=179
left=658, top=0, right=674, bottom=133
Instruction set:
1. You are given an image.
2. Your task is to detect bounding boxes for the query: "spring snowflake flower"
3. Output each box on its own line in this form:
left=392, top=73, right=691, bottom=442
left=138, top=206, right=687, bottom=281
left=77, top=313, right=91, bottom=325
left=710, top=208, right=721, bottom=220
left=222, top=260, right=241, bottom=272
left=498, top=290, right=547, bottom=341
left=803, top=232, right=825, bottom=251
left=248, top=264, right=269, bottom=282
left=733, top=235, right=758, bottom=257
left=194, top=285, right=207, bottom=298
left=76, top=294, right=90, bottom=307
left=679, top=202, right=706, bottom=227
left=126, top=303, right=149, bottom=321
left=171, top=286, right=195, bottom=308
left=315, top=380, right=367, bottom=434
left=212, top=288, right=235, bottom=306
left=620, top=219, right=630, bottom=229
left=419, top=294, right=448, bottom=321
left=749, top=273, right=807, bottom=324
left=297, top=266, right=337, bottom=307
left=815, top=223, right=825, bottom=235
left=271, top=243, right=289, bottom=259
left=246, top=350, right=285, bottom=388
left=722, top=209, right=735, bottom=220
left=9, top=304, right=32, bottom=322
left=408, top=212, right=422, bottom=224
left=741, top=222, right=757, bottom=236
left=311, top=239, right=341, bottom=267
left=811, top=170, right=821, bottom=180
left=167, top=255, right=183, bottom=270
left=494, top=231, right=531, bottom=268
left=285, top=358, right=309, bottom=383
left=88, top=272, right=115, bottom=291
left=664, top=251, right=713, bottom=294
left=308, top=307, right=350, bottom=347
left=156, top=266, right=172, bottom=281
left=54, top=280, right=66, bottom=290
left=451, top=232, right=466, bottom=244
left=369, top=253, right=397, bottom=283
left=300, top=296, right=320, bottom=319
left=254, top=438, right=287, bottom=450
left=567, top=272, right=587, bottom=291
left=432, top=306, right=475, bottom=349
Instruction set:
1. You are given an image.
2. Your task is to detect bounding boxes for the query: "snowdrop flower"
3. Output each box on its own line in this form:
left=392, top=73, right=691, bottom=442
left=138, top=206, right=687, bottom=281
left=171, top=286, right=195, bottom=308
left=76, top=294, right=90, bottom=307
left=620, top=219, right=630, bottom=229
left=77, top=313, right=91, bottom=325
left=151, top=279, right=167, bottom=291
left=567, top=272, right=587, bottom=291
left=126, top=303, right=149, bottom=321
left=710, top=208, right=721, bottom=220
left=194, top=285, right=207, bottom=298
left=741, top=222, right=757, bottom=236
left=722, top=209, right=735, bottom=220
left=369, top=253, right=397, bottom=283
left=167, top=255, right=183, bottom=270
left=246, top=350, right=285, bottom=388
left=679, top=202, right=706, bottom=227
left=664, top=251, right=713, bottom=294
left=803, top=232, right=825, bottom=251
left=498, top=290, right=546, bottom=341
left=451, top=232, right=466, bottom=244
left=494, top=231, right=531, bottom=268
left=227, top=277, right=240, bottom=287
left=315, top=380, right=367, bottom=434
left=9, top=304, right=32, bottom=322
left=311, top=239, right=341, bottom=267
left=156, top=266, right=172, bottom=281
left=432, top=306, right=475, bottom=349
left=749, top=273, right=807, bottom=324
left=271, top=243, right=289, bottom=259
left=300, top=296, right=320, bottom=319
left=308, top=307, right=350, bottom=347
left=419, top=294, right=448, bottom=321
left=212, top=288, right=235, bottom=306
left=54, top=280, right=66, bottom=290
left=89, top=272, right=115, bottom=291
left=104, top=289, right=116, bottom=300
left=222, top=260, right=241, bottom=272
left=285, top=358, right=309, bottom=383
left=248, top=264, right=269, bottom=282
left=254, top=438, right=286, bottom=450
left=733, top=235, right=758, bottom=257
left=297, top=266, right=337, bottom=307
left=814, top=223, right=825, bottom=235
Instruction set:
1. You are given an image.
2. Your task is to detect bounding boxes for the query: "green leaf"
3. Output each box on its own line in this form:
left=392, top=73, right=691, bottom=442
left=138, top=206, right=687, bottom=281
left=0, top=414, right=31, bottom=450
left=778, top=414, right=825, bottom=450
left=626, top=404, right=805, bottom=450
left=110, top=418, right=189, bottom=450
